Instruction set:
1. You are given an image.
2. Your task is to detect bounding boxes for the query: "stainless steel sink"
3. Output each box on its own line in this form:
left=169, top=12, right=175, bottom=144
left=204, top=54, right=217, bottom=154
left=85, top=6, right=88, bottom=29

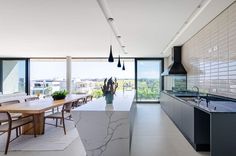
left=180, top=97, right=216, bottom=110
left=179, top=97, right=197, bottom=102
left=179, top=97, right=203, bottom=106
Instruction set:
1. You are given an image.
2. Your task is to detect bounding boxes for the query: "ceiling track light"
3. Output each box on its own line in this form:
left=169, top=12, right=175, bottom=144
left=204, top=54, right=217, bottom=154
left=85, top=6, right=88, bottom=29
left=161, top=0, right=211, bottom=55
left=107, top=17, right=114, bottom=21
left=97, top=0, right=128, bottom=54
left=122, top=46, right=128, bottom=54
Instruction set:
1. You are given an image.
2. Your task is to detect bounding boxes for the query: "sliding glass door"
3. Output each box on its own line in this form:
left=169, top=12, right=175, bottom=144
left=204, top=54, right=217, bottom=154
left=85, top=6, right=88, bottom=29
left=135, top=58, right=163, bottom=102
left=0, top=58, right=29, bottom=94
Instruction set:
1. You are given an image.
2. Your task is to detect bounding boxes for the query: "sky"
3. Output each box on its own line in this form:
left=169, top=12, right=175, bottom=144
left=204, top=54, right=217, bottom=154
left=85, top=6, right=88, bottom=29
left=137, top=61, right=161, bottom=79
left=4, top=60, right=161, bottom=80
left=30, top=61, right=135, bottom=80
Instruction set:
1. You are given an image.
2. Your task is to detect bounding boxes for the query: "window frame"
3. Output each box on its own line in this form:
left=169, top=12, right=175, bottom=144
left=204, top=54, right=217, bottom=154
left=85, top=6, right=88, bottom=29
left=0, top=58, right=30, bottom=95
left=135, top=58, right=164, bottom=103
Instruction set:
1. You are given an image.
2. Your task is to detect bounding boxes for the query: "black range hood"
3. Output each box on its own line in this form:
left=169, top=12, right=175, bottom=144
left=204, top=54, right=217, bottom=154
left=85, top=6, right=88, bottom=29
left=161, top=46, right=187, bottom=76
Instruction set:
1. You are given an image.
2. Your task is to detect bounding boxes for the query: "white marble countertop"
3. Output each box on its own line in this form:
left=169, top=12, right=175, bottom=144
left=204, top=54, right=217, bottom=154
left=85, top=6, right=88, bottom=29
left=73, top=91, right=135, bottom=112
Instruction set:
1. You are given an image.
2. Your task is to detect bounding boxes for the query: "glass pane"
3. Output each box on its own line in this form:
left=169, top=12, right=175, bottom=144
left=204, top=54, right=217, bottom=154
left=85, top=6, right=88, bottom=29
left=137, top=60, right=161, bottom=102
left=30, top=59, right=66, bottom=96
left=172, top=76, right=187, bottom=91
left=72, top=59, right=135, bottom=99
left=2, top=60, right=26, bottom=94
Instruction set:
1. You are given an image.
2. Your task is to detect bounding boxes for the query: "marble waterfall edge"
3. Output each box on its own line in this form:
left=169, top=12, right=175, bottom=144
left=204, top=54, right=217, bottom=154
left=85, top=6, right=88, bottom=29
left=71, top=91, right=136, bottom=156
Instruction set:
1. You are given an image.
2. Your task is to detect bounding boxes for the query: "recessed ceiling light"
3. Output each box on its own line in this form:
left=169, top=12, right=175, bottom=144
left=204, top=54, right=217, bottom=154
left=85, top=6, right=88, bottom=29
left=107, top=17, right=114, bottom=21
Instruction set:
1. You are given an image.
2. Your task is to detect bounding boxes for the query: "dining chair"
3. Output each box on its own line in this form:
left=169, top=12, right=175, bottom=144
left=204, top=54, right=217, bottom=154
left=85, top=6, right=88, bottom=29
left=25, top=97, right=39, bottom=102
left=44, top=102, right=73, bottom=135
left=85, top=95, right=93, bottom=103
left=0, top=100, right=20, bottom=105
left=42, top=95, right=58, bottom=114
left=0, top=100, right=22, bottom=119
left=0, top=100, right=24, bottom=137
left=72, top=98, right=85, bottom=108
left=0, top=111, right=36, bottom=154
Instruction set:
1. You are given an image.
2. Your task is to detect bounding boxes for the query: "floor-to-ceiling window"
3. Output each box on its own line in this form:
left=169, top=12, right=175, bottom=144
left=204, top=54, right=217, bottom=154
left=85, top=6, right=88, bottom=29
left=0, top=58, right=29, bottom=94
left=72, top=59, right=135, bottom=98
left=30, top=59, right=66, bottom=96
left=30, top=58, right=134, bottom=97
left=135, top=58, right=163, bottom=102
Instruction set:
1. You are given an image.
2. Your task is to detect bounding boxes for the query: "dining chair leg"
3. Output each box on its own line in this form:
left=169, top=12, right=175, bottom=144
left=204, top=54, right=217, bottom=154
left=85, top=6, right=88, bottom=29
left=62, top=118, right=66, bottom=135
left=19, top=127, right=21, bottom=135
left=16, top=128, right=19, bottom=137
left=5, top=129, right=11, bottom=154
left=56, top=119, right=58, bottom=127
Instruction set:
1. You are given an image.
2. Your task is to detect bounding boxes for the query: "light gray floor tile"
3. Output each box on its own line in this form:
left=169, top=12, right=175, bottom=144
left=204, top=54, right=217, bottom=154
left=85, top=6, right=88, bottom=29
left=0, top=104, right=210, bottom=156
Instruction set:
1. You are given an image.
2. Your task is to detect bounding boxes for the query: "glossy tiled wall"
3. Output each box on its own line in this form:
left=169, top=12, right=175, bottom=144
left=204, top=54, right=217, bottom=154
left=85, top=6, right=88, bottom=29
left=182, top=2, right=236, bottom=98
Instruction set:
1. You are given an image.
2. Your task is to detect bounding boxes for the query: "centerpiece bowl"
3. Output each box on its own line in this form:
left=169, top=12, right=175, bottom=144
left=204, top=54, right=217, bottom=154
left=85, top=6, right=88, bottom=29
left=51, top=90, right=68, bottom=100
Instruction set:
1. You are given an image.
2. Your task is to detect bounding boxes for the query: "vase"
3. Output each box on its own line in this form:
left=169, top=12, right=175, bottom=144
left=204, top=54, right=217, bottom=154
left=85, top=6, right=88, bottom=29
left=105, top=93, right=114, bottom=104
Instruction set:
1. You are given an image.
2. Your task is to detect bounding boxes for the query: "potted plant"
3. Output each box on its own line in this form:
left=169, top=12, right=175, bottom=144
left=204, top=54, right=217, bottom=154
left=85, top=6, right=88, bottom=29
left=101, top=77, right=118, bottom=104
left=51, top=90, right=68, bottom=100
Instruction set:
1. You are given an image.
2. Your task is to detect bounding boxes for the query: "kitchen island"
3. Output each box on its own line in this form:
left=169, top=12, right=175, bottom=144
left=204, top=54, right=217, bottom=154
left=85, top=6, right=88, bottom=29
left=160, top=91, right=236, bottom=156
left=71, top=91, right=136, bottom=156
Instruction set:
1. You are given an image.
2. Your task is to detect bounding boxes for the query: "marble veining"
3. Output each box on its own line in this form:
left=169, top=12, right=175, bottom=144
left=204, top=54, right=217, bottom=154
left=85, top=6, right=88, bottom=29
left=72, top=91, right=135, bottom=156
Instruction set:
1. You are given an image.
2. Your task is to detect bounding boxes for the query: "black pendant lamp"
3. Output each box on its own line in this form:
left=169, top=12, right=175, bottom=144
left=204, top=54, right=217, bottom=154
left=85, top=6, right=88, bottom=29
left=122, top=61, right=125, bottom=70
left=108, top=45, right=114, bottom=62
left=117, top=55, right=121, bottom=67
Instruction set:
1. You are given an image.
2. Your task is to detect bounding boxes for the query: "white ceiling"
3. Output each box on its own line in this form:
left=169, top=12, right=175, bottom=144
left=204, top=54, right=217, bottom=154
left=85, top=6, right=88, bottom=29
left=0, top=0, right=234, bottom=58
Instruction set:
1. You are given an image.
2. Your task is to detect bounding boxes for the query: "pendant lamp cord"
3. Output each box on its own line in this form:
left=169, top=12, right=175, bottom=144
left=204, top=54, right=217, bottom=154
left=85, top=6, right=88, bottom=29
left=110, top=29, right=112, bottom=45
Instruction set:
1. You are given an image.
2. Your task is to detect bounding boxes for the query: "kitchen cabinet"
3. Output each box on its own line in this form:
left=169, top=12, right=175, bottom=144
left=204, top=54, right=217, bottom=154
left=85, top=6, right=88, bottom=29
left=160, top=92, right=209, bottom=151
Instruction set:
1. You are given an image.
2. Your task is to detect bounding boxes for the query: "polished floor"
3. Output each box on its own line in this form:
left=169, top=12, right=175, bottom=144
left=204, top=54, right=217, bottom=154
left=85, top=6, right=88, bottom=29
left=0, top=104, right=210, bottom=156
left=131, top=104, right=209, bottom=156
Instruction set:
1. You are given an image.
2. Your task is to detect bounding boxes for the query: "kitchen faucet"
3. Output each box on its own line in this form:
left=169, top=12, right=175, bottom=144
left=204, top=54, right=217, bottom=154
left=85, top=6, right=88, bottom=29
left=192, top=86, right=201, bottom=104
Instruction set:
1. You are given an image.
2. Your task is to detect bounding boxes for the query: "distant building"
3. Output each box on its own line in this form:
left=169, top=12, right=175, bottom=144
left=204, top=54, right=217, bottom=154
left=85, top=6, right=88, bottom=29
left=31, top=78, right=134, bottom=95
left=31, top=79, right=66, bottom=95
left=72, top=79, right=96, bottom=94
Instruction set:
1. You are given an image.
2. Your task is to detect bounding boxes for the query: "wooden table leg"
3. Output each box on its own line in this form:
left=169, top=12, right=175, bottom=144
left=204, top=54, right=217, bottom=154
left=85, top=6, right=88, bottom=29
left=22, top=112, right=45, bottom=135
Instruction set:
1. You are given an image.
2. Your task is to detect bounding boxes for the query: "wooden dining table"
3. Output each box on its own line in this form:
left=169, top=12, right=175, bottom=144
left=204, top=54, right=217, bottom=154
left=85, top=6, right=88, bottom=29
left=0, top=94, right=88, bottom=135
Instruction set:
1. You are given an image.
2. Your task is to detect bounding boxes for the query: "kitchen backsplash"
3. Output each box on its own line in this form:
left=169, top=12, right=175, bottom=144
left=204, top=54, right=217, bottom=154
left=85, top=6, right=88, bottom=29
left=182, top=2, right=236, bottom=98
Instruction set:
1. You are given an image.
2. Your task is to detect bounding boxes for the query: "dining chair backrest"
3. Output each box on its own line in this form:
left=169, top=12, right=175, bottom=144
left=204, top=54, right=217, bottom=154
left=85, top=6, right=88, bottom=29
left=73, top=98, right=85, bottom=107
left=78, top=98, right=85, bottom=103
left=0, top=100, right=20, bottom=106
left=0, top=111, right=10, bottom=123
left=62, top=102, right=73, bottom=112
left=25, top=97, right=39, bottom=102
left=85, top=95, right=93, bottom=103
